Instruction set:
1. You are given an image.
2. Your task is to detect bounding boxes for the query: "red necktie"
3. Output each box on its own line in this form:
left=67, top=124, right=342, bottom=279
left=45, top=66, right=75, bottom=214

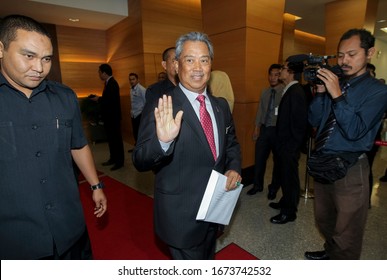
left=197, top=94, right=217, bottom=160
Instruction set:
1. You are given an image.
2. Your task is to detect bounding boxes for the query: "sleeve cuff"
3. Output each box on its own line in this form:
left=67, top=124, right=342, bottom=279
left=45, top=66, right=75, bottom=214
left=332, top=94, right=345, bottom=103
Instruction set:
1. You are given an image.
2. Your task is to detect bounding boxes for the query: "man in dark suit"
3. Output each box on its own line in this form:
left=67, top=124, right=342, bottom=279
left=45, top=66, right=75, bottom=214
left=269, top=59, right=308, bottom=224
left=93, top=64, right=125, bottom=170
left=144, top=47, right=178, bottom=104
left=132, top=32, right=242, bottom=260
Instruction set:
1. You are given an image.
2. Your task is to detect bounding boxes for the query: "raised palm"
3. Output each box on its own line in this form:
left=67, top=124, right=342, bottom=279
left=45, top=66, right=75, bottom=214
left=154, top=95, right=183, bottom=143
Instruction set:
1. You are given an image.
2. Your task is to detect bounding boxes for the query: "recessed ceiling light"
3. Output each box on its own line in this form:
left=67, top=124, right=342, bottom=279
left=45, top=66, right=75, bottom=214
left=69, top=18, right=79, bottom=22
left=377, top=19, right=386, bottom=23
left=381, top=27, right=387, bottom=33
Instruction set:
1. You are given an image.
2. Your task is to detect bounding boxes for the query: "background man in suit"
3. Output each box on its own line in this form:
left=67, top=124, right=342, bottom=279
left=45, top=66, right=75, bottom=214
left=144, top=47, right=178, bottom=102
left=92, top=64, right=125, bottom=171
left=269, top=59, right=308, bottom=224
left=157, top=71, right=167, bottom=82
left=141, top=47, right=178, bottom=122
left=132, top=31, right=242, bottom=260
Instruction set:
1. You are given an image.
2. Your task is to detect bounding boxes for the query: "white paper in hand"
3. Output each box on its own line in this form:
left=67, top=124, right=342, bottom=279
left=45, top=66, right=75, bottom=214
left=196, top=170, right=243, bottom=225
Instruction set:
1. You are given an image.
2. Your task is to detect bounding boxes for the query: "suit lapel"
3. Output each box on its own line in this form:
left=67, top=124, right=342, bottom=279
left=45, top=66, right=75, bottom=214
left=208, top=94, right=225, bottom=162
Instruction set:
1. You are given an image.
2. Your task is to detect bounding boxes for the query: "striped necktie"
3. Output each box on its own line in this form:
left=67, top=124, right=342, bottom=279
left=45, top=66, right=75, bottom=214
left=314, top=82, right=350, bottom=151
left=197, top=94, right=217, bottom=160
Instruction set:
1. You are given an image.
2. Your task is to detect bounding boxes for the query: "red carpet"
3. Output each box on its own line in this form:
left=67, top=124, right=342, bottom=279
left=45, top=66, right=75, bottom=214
left=79, top=175, right=258, bottom=260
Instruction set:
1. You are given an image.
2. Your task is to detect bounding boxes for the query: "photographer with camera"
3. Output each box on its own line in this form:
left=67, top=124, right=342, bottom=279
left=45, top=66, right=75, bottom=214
left=306, top=29, right=387, bottom=260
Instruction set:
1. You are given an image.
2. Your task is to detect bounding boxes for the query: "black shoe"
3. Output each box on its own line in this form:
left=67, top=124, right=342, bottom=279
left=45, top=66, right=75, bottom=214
left=246, top=185, right=263, bottom=195
left=269, top=202, right=281, bottom=210
left=110, top=164, right=123, bottom=171
left=270, top=213, right=296, bottom=224
left=380, top=175, right=387, bottom=182
left=267, top=190, right=277, bottom=200
left=304, top=250, right=329, bottom=260
left=102, top=160, right=115, bottom=166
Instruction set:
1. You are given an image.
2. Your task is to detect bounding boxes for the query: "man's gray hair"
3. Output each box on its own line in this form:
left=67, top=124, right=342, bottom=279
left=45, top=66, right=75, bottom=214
left=175, top=31, right=214, bottom=60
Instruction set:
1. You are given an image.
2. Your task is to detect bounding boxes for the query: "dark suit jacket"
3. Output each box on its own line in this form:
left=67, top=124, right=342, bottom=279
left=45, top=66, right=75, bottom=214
left=276, top=82, right=308, bottom=153
left=132, top=86, right=241, bottom=248
left=145, top=78, right=176, bottom=102
left=99, top=77, right=121, bottom=122
left=141, top=78, right=176, bottom=121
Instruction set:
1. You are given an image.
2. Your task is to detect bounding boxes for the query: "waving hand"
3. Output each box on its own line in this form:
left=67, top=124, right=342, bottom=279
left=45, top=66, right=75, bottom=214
left=154, top=95, right=184, bottom=142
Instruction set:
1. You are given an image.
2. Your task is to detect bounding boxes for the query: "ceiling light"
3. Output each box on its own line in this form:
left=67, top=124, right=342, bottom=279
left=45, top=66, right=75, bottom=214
left=69, top=18, right=79, bottom=22
left=377, top=19, right=386, bottom=23
left=381, top=27, right=387, bottom=33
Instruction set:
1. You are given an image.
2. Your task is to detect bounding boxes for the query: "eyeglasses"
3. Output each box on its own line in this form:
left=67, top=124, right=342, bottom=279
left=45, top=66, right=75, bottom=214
left=281, top=66, right=289, bottom=70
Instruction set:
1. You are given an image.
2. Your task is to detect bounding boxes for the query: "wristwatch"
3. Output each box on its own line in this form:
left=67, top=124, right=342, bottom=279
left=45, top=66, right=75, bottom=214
left=90, top=181, right=105, bottom=191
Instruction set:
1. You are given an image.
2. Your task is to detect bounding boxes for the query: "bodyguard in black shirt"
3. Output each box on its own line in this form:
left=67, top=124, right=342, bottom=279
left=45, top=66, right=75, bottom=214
left=0, top=15, right=107, bottom=259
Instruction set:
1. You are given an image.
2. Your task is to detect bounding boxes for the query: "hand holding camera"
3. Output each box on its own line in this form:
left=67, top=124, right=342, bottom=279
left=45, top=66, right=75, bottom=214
left=315, top=68, right=342, bottom=98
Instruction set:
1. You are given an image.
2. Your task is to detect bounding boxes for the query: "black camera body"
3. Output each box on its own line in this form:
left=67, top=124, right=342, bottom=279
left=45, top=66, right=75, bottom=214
left=303, top=54, right=343, bottom=84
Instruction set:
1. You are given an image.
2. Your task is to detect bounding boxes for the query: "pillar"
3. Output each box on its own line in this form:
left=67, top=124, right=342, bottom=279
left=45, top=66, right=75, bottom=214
left=325, top=0, right=379, bottom=55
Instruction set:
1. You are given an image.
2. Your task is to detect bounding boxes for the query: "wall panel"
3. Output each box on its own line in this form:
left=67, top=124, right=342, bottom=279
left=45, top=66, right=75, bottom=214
left=60, top=62, right=104, bottom=97
left=294, top=30, right=325, bottom=57
left=247, top=0, right=285, bottom=34
left=202, top=0, right=246, bottom=35
left=325, top=0, right=368, bottom=54
left=209, top=29, right=247, bottom=97
left=56, top=25, right=107, bottom=97
left=56, top=25, right=106, bottom=62
left=245, top=28, right=282, bottom=102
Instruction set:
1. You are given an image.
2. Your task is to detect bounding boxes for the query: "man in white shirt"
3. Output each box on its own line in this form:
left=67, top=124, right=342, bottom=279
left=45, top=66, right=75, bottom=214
left=129, top=72, right=146, bottom=147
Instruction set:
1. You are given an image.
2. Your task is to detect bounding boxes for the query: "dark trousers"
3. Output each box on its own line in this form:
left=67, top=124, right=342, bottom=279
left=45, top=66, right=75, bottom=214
left=131, top=114, right=142, bottom=144
left=40, top=229, right=93, bottom=260
left=168, top=224, right=217, bottom=260
left=314, top=155, right=369, bottom=260
left=104, top=120, right=124, bottom=166
left=253, top=126, right=280, bottom=191
left=277, top=150, right=301, bottom=215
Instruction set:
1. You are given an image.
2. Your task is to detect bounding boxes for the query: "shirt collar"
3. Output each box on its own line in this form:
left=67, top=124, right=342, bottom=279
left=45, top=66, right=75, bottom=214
left=282, top=80, right=298, bottom=96
left=178, top=83, right=209, bottom=104
left=0, top=72, right=48, bottom=97
left=345, top=71, right=370, bottom=86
